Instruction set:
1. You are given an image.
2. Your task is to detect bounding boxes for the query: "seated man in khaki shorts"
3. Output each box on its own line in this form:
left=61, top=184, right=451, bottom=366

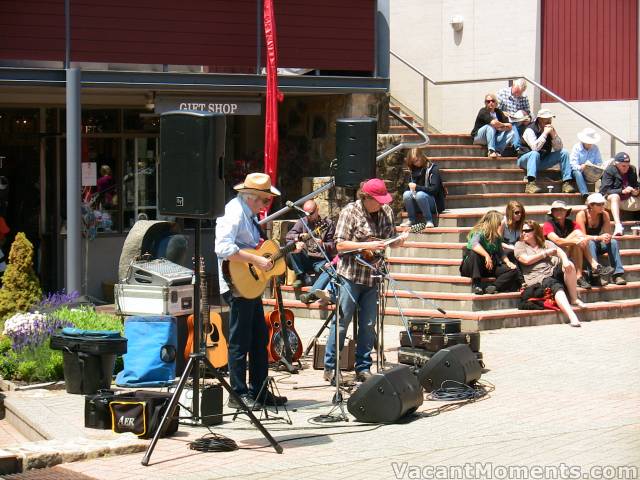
left=600, top=152, right=640, bottom=236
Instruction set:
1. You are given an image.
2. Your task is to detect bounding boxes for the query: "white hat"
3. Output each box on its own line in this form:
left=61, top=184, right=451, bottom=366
left=586, top=192, right=606, bottom=205
left=536, top=108, right=555, bottom=119
left=233, top=173, right=281, bottom=196
left=547, top=200, right=572, bottom=215
left=577, top=127, right=601, bottom=145
left=509, top=110, right=531, bottom=123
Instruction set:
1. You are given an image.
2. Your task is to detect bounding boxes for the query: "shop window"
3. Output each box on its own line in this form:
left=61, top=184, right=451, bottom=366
left=123, top=138, right=158, bottom=229
left=123, top=110, right=160, bottom=133
left=81, top=138, right=120, bottom=232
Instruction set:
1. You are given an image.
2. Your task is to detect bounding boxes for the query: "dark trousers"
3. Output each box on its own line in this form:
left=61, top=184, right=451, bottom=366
left=287, top=250, right=325, bottom=276
left=222, top=291, right=269, bottom=397
left=460, top=250, right=521, bottom=292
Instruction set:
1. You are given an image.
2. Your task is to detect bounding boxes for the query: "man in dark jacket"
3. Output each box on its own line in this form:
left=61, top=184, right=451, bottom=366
left=599, top=152, right=640, bottom=236
left=471, top=93, right=515, bottom=157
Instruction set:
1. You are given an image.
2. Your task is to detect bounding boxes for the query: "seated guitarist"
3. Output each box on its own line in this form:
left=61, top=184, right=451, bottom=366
left=215, top=173, right=287, bottom=410
left=323, top=178, right=406, bottom=383
left=285, top=199, right=336, bottom=289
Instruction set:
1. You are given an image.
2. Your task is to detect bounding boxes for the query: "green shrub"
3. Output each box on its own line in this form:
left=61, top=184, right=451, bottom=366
left=51, top=307, right=123, bottom=332
left=0, top=349, right=18, bottom=380
left=0, top=233, right=42, bottom=324
left=16, top=360, right=37, bottom=382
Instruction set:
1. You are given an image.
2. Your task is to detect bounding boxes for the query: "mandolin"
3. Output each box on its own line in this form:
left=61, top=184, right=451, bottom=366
left=265, top=277, right=302, bottom=369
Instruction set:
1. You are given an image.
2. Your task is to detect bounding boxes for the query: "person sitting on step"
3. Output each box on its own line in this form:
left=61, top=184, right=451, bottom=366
left=400, top=148, right=445, bottom=229
left=497, top=79, right=532, bottom=155
left=543, top=200, right=614, bottom=289
left=570, top=127, right=604, bottom=201
left=599, top=152, right=640, bottom=237
left=499, top=200, right=526, bottom=260
left=471, top=93, right=516, bottom=158
left=299, top=255, right=339, bottom=305
left=515, top=220, right=585, bottom=327
left=517, top=109, right=575, bottom=194
left=575, top=193, right=626, bottom=286
left=460, top=210, right=521, bottom=295
left=285, top=199, right=336, bottom=288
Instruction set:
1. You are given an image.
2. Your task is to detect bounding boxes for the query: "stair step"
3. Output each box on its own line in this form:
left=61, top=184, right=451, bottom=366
left=389, top=125, right=423, bottom=134
left=433, top=205, right=586, bottom=227
left=444, top=180, right=595, bottom=195
left=263, top=297, right=640, bottom=331
left=423, top=134, right=474, bottom=145
left=441, top=168, right=530, bottom=182
left=431, top=156, right=519, bottom=169
left=422, top=145, right=486, bottom=157
left=446, top=192, right=581, bottom=209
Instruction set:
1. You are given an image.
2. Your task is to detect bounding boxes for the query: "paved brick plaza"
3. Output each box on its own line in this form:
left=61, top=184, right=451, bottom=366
left=4, top=316, right=640, bottom=480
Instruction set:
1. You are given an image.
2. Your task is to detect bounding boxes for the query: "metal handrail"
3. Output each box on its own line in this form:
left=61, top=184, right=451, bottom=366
left=390, top=50, right=639, bottom=153
left=376, top=108, right=429, bottom=161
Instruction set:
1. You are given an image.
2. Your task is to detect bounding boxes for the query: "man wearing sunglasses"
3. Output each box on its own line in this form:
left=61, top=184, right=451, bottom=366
left=471, top=93, right=515, bottom=158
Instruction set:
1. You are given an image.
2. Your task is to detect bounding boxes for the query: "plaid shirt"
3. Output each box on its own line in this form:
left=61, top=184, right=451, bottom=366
left=335, top=200, right=396, bottom=287
left=497, top=86, right=531, bottom=116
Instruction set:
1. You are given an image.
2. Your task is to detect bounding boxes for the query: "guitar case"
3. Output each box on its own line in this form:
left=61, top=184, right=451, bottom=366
left=399, top=331, right=480, bottom=352
left=408, top=318, right=462, bottom=335
left=397, top=346, right=484, bottom=369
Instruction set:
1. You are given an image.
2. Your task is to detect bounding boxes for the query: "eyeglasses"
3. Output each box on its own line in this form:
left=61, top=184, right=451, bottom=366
left=590, top=202, right=605, bottom=206
left=522, top=228, right=533, bottom=233
left=485, top=99, right=496, bottom=104
left=513, top=211, right=522, bottom=215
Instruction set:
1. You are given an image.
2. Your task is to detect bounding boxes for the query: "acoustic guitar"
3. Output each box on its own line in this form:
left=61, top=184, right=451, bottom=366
left=184, top=258, right=228, bottom=369
left=222, top=224, right=328, bottom=299
left=265, top=277, right=302, bottom=368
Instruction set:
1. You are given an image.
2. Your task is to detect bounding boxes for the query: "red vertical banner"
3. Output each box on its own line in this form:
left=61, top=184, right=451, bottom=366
left=263, top=0, right=283, bottom=201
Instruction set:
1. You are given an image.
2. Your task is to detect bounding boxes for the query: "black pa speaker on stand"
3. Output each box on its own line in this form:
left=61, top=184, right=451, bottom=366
left=335, top=118, right=377, bottom=188
left=417, top=344, right=482, bottom=392
left=159, top=111, right=226, bottom=218
left=347, top=364, right=423, bottom=423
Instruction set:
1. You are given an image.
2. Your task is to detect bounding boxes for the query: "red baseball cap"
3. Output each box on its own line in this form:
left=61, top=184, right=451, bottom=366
left=361, top=178, right=392, bottom=204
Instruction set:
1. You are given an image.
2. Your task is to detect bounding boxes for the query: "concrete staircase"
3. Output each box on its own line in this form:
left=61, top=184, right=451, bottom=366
left=264, top=107, right=640, bottom=331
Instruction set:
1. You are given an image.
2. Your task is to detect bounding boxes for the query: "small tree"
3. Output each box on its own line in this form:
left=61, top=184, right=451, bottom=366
left=0, top=232, right=42, bottom=323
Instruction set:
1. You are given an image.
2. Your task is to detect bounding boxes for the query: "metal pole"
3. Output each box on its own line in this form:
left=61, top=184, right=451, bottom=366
left=423, top=77, right=429, bottom=133
left=65, top=68, right=81, bottom=293
left=611, top=137, right=616, bottom=160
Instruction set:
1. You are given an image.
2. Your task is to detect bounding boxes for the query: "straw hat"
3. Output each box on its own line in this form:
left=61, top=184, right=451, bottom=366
left=577, top=128, right=601, bottom=145
left=547, top=200, right=572, bottom=215
left=536, top=108, right=555, bottom=119
left=233, top=173, right=281, bottom=196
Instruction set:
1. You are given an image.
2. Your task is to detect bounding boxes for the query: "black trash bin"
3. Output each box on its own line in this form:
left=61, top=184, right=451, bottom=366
left=50, top=328, right=127, bottom=394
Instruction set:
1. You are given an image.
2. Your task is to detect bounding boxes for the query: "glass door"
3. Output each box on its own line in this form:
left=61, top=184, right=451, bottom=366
left=123, top=137, right=158, bottom=229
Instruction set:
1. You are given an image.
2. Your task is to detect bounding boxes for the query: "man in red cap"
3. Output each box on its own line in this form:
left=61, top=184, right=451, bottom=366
left=323, top=178, right=406, bottom=382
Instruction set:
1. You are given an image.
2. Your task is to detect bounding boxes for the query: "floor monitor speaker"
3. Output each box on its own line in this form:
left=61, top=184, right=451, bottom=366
left=347, top=364, right=423, bottom=423
left=417, top=344, right=482, bottom=392
left=159, top=111, right=225, bottom=218
left=335, top=118, right=377, bottom=188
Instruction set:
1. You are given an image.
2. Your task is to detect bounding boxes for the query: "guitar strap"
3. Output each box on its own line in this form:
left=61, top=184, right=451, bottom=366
left=253, top=217, right=268, bottom=241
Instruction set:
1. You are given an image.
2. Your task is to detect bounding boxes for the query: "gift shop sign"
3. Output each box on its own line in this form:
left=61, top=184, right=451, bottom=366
left=155, top=96, right=261, bottom=115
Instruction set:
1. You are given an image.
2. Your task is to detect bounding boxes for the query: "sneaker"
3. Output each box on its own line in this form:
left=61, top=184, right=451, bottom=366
left=228, top=394, right=262, bottom=411
left=613, top=223, right=624, bottom=236
left=355, top=369, right=373, bottom=382
left=594, top=264, right=615, bottom=277
left=299, top=292, right=318, bottom=304
left=562, top=181, right=576, bottom=193
left=484, top=285, right=497, bottom=294
left=259, top=391, right=288, bottom=406
left=472, top=284, right=484, bottom=295
left=613, top=274, right=627, bottom=285
left=400, top=219, right=412, bottom=227
left=424, top=221, right=435, bottom=228
left=525, top=181, right=543, bottom=194
left=576, top=277, right=592, bottom=289
left=488, top=150, right=498, bottom=158
left=315, top=289, right=333, bottom=304
left=323, top=369, right=334, bottom=382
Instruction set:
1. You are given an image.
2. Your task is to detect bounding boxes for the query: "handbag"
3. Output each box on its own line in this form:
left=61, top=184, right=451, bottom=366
left=109, top=390, right=179, bottom=439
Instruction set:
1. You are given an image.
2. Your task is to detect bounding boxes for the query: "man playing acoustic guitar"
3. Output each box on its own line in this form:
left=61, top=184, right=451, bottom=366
left=323, top=178, right=407, bottom=383
left=215, top=173, right=288, bottom=410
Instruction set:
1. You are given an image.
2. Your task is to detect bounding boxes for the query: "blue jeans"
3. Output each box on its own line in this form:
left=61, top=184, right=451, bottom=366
left=572, top=169, right=589, bottom=195
left=588, top=239, right=624, bottom=275
left=402, top=190, right=436, bottom=223
left=222, top=291, right=269, bottom=397
left=509, top=122, right=522, bottom=149
left=324, top=277, right=378, bottom=373
left=287, top=251, right=325, bottom=276
left=517, top=149, right=572, bottom=182
left=473, top=124, right=513, bottom=153
left=308, top=267, right=338, bottom=301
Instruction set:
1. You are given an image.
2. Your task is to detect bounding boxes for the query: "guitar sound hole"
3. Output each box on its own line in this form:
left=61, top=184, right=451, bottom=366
left=209, top=324, right=220, bottom=343
left=272, top=331, right=300, bottom=358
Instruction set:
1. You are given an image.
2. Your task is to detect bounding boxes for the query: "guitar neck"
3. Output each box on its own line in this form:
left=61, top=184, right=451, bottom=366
left=270, top=242, right=297, bottom=263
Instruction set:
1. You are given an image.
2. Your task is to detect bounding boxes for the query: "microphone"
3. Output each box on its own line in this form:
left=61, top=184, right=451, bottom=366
left=286, top=201, right=309, bottom=216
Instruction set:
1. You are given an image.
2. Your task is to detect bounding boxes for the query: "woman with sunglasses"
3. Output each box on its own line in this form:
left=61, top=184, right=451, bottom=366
left=575, top=193, right=626, bottom=285
left=515, top=221, right=585, bottom=327
left=460, top=210, right=521, bottom=295
left=400, top=148, right=445, bottom=229
left=499, top=201, right=526, bottom=256
left=471, top=93, right=515, bottom=158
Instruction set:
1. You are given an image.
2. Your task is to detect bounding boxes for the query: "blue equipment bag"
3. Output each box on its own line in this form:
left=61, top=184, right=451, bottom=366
left=116, top=315, right=177, bottom=387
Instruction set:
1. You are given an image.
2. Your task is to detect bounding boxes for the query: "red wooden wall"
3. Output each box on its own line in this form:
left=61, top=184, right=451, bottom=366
left=0, top=0, right=375, bottom=72
left=542, top=0, right=638, bottom=102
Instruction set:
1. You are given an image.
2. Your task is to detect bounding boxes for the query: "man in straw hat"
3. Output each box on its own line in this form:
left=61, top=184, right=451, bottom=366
left=323, top=178, right=407, bottom=383
left=215, top=172, right=287, bottom=410
left=543, top=200, right=614, bottom=289
left=570, top=127, right=604, bottom=200
left=518, top=109, right=575, bottom=195
left=599, top=152, right=640, bottom=237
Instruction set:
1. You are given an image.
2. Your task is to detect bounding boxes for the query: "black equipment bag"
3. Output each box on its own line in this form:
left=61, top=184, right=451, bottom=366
left=408, top=318, right=461, bottom=335
left=400, top=331, right=480, bottom=352
left=109, top=390, right=179, bottom=439
left=85, top=390, right=116, bottom=429
left=398, top=346, right=483, bottom=368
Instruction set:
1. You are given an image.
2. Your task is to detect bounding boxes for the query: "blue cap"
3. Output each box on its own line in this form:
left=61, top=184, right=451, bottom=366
left=614, top=152, right=630, bottom=163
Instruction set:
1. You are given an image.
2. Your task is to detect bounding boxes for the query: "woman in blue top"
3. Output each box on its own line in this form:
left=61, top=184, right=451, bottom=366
left=401, top=149, right=445, bottom=229
left=570, top=127, right=603, bottom=199
left=460, top=210, right=521, bottom=295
